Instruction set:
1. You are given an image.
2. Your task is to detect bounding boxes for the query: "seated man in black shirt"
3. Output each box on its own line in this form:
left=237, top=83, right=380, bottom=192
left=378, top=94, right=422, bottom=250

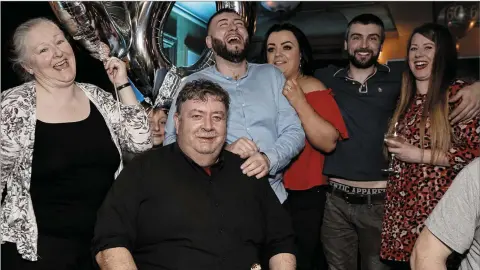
left=93, top=79, right=296, bottom=270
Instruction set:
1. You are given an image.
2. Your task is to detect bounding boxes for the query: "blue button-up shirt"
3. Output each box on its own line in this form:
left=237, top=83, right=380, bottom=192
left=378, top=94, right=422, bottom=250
left=164, top=63, right=305, bottom=203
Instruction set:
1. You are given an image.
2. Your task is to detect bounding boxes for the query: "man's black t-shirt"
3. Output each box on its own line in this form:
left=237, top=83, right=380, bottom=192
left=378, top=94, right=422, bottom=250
left=315, top=64, right=403, bottom=181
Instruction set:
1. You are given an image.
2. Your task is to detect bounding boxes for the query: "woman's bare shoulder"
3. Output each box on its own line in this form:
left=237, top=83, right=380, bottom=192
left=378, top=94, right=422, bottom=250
left=299, top=76, right=328, bottom=93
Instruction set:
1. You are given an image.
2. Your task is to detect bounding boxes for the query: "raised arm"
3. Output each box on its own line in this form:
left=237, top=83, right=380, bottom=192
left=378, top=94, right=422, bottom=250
left=103, top=57, right=152, bottom=153
left=90, top=84, right=152, bottom=154
left=283, top=78, right=347, bottom=153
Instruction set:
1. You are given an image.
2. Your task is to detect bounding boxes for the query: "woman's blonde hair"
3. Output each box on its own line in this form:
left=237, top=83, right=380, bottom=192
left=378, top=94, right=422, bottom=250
left=10, top=17, right=59, bottom=81
left=387, top=23, right=458, bottom=164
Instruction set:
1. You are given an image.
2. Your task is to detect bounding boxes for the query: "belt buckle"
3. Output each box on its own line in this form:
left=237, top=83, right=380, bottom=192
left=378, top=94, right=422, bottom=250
left=344, top=192, right=369, bottom=204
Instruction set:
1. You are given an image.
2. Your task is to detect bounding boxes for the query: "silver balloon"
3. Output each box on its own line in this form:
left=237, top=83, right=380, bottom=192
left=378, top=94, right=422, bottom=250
left=50, top=1, right=257, bottom=108
left=50, top=1, right=132, bottom=61
left=260, top=1, right=299, bottom=13
left=126, top=2, right=172, bottom=105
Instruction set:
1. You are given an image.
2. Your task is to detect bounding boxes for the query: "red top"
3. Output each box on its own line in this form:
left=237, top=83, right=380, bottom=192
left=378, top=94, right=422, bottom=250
left=380, top=81, right=480, bottom=262
left=284, top=89, right=349, bottom=190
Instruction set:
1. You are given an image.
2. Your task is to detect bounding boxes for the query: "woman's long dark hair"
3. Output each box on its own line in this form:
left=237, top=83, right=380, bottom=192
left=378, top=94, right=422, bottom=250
left=260, top=23, right=315, bottom=76
left=387, top=23, right=458, bottom=163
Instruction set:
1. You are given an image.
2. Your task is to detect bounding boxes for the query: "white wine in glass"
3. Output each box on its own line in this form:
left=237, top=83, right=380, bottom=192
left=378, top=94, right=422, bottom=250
left=382, top=123, right=405, bottom=174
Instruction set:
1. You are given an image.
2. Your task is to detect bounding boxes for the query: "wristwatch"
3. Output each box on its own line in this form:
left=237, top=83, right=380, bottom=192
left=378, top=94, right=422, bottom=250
left=116, top=82, right=131, bottom=91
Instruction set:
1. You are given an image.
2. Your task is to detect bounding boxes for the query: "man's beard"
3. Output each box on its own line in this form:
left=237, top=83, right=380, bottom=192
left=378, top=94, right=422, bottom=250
left=348, top=48, right=380, bottom=69
left=211, top=37, right=249, bottom=63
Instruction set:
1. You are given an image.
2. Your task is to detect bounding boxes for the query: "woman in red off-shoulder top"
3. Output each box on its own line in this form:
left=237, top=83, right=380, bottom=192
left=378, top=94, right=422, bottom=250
left=262, top=23, right=349, bottom=270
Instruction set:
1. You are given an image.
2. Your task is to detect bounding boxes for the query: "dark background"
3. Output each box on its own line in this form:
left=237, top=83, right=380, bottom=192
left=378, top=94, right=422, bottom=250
left=1, top=2, right=113, bottom=92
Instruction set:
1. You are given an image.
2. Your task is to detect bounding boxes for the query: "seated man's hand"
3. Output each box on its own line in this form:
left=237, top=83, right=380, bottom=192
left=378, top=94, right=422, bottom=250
left=449, top=81, right=480, bottom=124
left=241, top=152, right=270, bottom=179
left=225, top=137, right=258, bottom=159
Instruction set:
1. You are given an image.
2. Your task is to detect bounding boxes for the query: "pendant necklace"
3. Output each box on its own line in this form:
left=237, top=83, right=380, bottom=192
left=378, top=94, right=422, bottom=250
left=226, top=63, right=247, bottom=81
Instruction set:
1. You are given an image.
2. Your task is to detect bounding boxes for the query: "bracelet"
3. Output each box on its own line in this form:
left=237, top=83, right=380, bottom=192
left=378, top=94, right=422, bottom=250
left=116, top=82, right=131, bottom=91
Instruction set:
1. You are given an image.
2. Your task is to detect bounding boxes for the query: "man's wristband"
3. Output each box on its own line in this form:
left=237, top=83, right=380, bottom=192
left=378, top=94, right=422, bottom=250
left=116, top=82, right=131, bottom=91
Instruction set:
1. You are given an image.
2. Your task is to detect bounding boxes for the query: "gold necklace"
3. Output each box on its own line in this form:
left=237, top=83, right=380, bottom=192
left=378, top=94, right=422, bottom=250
left=232, top=72, right=240, bottom=80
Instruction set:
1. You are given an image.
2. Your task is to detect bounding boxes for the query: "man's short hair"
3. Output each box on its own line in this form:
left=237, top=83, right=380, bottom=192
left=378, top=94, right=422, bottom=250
left=175, top=79, right=230, bottom=115
left=345, top=13, right=385, bottom=44
left=206, top=8, right=239, bottom=34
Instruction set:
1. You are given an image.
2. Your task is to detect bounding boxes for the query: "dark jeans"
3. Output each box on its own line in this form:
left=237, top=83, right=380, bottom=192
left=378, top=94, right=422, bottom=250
left=321, top=191, right=391, bottom=270
left=284, top=185, right=328, bottom=270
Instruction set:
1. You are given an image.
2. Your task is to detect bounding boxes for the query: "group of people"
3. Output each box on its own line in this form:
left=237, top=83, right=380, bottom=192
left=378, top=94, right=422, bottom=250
left=1, top=8, right=480, bottom=270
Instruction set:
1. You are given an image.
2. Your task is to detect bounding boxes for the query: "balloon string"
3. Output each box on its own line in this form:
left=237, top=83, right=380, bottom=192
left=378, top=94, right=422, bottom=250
left=113, top=81, right=124, bottom=145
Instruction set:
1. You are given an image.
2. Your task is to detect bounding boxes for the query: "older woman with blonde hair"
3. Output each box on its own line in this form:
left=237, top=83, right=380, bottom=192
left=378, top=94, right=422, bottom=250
left=1, top=17, right=151, bottom=269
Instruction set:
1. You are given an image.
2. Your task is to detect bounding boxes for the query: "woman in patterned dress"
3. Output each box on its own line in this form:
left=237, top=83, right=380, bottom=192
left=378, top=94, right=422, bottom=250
left=379, top=23, right=480, bottom=268
left=1, top=18, right=151, bottom=269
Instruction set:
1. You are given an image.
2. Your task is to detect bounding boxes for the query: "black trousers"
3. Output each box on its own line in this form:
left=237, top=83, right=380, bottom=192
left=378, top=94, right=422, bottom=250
left=284, top=185, right=328, bottom=270
left=1, top=234, right=95, bottom=270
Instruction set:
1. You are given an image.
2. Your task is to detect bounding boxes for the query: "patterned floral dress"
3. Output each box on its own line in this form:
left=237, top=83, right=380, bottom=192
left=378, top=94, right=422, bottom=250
left=380, top=81, right=480, bottom=262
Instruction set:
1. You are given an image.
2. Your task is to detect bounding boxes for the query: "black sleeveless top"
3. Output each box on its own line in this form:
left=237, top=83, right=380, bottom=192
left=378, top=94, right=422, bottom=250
left=30, top=101, right=120, bottom=240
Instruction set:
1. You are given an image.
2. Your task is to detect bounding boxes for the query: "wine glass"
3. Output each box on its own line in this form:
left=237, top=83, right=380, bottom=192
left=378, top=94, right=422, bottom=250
left=382, top=123, right=405, bottom=174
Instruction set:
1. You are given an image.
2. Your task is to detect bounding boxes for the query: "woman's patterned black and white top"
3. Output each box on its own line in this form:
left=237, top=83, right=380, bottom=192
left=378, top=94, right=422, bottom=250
left=1, top=81, right=152, bottom=261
